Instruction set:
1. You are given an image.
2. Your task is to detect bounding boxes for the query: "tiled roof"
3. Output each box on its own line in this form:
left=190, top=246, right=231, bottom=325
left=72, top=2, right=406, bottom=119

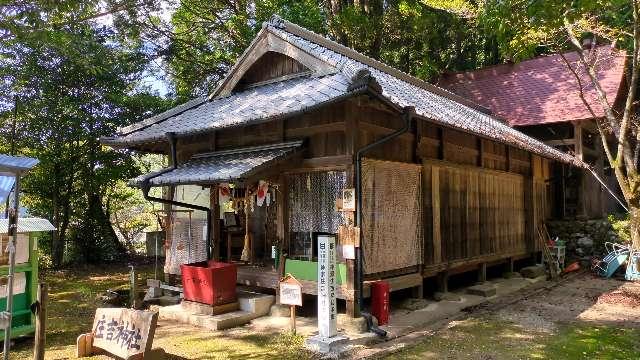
left=132, top=141, right=303, bottom=187
left=439, top=47, right=626, bottom=126
left=102, top=16, right=584, bottom=168
left=0, top=217, right=56, bottom=234
left=104, top=73, right=351, bottom=145
left=0, top=154, right=39, bottom=175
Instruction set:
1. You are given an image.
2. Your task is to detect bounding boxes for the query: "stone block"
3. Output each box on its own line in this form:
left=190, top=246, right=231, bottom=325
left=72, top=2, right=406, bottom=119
left=338, top=314, right=367, bottom=334
left=520, top=265, right=546, bottom=279
left=180, top=300, right=239, bottom=315
left=269, top=304, right=291, bottom=317
left=466, top=284, right=497, bottom=297
left=237, top=290, right=275, bottom=316
left=503, top=272, right=522, bottom=279
left=433, top=292, right=462, bottom=302
left=305, top=334, right=349, bottom=354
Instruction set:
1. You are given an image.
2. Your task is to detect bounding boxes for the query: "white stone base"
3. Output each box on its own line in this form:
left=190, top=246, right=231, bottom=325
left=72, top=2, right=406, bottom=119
left=305, top=334, right=349, bottom=354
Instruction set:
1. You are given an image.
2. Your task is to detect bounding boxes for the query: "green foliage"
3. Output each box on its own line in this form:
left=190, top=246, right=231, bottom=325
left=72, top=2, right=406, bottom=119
left=608, top=213, right=631, bottom=244
left=0, top=1, right=171, bottom=267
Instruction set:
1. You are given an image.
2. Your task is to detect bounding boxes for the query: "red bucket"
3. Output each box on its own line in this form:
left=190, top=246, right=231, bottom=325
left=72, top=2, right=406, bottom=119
left=181, top=261, right=237, bottom=306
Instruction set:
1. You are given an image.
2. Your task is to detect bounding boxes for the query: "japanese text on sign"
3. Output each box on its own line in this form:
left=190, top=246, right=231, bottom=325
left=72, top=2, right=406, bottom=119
left=279, top=275, right=303, bottom=306
left=91, top=308, right=158, bottom=360
left=317, top=235, right=337, bottom=339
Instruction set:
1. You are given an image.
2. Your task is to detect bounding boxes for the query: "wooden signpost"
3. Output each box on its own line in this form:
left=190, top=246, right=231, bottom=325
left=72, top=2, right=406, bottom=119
left=279, top=274, right=302, bottom=334
left=77, top=308, right=161, bottom=359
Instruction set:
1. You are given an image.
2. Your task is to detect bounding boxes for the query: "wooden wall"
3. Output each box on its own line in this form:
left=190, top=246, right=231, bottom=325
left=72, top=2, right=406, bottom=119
left=170, top=95, right=556, bottom=280
left=423, top=161, right=527, bottom=266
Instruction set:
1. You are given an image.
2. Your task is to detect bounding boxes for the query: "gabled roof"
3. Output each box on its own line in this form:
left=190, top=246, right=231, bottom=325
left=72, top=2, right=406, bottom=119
left=439, top=47, right=627, bottom=127
left=101, top=15, right=583, bottom=167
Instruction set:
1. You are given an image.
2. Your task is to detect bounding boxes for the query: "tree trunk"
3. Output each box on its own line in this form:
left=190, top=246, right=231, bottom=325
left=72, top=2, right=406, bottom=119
left=630, top=206, right=640, bottom=250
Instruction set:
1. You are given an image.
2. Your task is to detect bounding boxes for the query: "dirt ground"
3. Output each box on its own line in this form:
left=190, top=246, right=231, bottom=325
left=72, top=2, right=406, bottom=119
left=381, top=273, right=640, bottom=359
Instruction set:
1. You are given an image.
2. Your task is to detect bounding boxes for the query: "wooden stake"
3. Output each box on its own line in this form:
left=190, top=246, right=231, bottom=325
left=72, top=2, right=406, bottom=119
left=33, top=283, right=47, bottom=360
left=290, top=305, right=296, bottom=334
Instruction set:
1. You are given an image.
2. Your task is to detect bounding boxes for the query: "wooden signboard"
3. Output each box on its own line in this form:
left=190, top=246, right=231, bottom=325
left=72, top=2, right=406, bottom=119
left=342, top=189, right=356, bottom=211
left=279, top=274, right=302, bottom=306
left=77, top=308, right=159, bottom=360
left=279, top=274, right=302, bottom=333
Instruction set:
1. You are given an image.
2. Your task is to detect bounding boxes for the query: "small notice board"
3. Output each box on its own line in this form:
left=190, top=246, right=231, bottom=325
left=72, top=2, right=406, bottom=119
left=279, top=274, right=302, bottom=306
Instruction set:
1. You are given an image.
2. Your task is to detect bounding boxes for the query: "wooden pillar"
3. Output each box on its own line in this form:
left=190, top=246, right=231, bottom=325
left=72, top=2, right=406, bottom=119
left=211, top=184, right=220, bottom=261
left=164, top=185, right=175, bottom=283
left=477, top=138, right=484, bottom=167
left=411, top=282, right=424, bottom=299
left=33, top=282, right=47, bottom=360
left=507, top=257, right=515, bottom=273
left=477, top=263, right=487, bottom=283
left=432, top=167, right=442, bottom=264
left=437, top=271, right=449, bottom=293
left=344, top=107, right=361, bottom=319
left=438, top=128, right=445, bottom=160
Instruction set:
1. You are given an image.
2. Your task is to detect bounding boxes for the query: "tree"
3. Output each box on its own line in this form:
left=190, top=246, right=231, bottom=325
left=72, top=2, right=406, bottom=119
left=0, top=1, right=171, bottom=266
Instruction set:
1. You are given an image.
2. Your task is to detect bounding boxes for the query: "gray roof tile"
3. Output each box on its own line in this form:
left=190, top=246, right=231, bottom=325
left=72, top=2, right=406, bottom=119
left=102, top=18, right=582, bottom=167
left=132, top=141, right=303, bottom=187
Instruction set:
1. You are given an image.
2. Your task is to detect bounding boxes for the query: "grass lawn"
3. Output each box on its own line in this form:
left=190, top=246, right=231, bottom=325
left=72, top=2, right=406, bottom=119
left=385, top=316, right=640, bottom=360
left=10, top=263, right=313, bottom=360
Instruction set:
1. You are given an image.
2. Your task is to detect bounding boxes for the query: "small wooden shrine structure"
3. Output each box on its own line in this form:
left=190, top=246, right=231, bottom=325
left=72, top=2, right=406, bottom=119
left=102, top=15, right=583, bottom=317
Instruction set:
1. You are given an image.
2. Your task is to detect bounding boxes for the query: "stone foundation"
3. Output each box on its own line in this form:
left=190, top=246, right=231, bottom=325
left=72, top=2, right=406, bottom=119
left=546, top=219, right=621, bottom=257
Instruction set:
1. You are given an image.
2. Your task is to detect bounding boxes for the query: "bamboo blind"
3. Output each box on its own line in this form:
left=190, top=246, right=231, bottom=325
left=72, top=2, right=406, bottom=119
left=361, top=159, right=423, bottom=274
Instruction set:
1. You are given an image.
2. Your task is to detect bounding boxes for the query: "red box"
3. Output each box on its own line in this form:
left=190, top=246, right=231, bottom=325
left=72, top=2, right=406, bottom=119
left=370, top=280, right=390, bottom=325
left=181, top=261, right=237, bottom=306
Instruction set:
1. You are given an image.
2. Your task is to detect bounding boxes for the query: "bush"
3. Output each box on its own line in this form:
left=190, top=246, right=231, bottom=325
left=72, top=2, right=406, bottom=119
left=608, top=213, right=631, bottom=244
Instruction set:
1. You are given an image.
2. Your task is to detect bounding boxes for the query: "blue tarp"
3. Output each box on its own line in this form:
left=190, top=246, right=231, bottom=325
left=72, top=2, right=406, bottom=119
left=0, top=175, right=15, bottom=204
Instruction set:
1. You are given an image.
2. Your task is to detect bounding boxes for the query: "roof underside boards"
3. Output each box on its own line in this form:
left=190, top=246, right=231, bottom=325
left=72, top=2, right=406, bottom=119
left=0, top=176, right=15, bottom=204
left=101, top=16, right=583, bottom=168
left=131, top=141, right=303, bottom=187
left=439, top=47, right=626, bottom=127
left=0, top=154, right=39, bottom=175
left=0, top=217, right=56, bottom=234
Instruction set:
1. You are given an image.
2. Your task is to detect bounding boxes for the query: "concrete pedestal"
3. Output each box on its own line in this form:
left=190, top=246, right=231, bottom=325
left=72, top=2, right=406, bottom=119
left=305, top=334, right=349, bottom=354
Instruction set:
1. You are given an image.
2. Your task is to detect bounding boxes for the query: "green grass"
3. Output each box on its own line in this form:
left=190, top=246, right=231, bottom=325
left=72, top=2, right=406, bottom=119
left=386, top=316, right=640, bottom=360
left=545, top=325, right=640, bottom=360
left=9, top=264, right=313, bottom=360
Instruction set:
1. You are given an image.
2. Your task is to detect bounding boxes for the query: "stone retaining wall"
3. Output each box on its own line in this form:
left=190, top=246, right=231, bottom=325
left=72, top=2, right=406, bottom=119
left=546, top=219, right=621, bottom=258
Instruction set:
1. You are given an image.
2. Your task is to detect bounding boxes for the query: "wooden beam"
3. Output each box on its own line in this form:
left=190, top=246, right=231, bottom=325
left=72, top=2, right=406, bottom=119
left=544, top=139, right=576, bottom=147
left=358, top=121, right=415, bottom=142
left=432, top=167, right=442, bottom=264
left=477, top=138, right=484, bottom=167
left=285, top=122, right=346, bottom=138
left=573, top=122, right=583, bottom=160
left=211, top=184, right=221, bottom=261
left=422, top=251, right=532, bottom=277
left=438, top=128, right=445, bottom=160
left=296, top=155, right=352, bottom=170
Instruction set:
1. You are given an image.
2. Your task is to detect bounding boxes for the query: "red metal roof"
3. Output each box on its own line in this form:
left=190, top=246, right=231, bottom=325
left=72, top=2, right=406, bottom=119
left=439, top=47, right=627, bottom=126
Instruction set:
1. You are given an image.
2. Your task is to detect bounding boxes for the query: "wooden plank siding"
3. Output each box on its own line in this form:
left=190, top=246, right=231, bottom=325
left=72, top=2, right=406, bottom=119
left=423, top=160, right=527, bottom=265
left=170, top=94, right=554, bottom=290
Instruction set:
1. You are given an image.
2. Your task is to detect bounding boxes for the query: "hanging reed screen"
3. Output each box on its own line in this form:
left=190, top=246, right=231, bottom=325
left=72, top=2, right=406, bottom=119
left=361, top=159, right=423, bottom=275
